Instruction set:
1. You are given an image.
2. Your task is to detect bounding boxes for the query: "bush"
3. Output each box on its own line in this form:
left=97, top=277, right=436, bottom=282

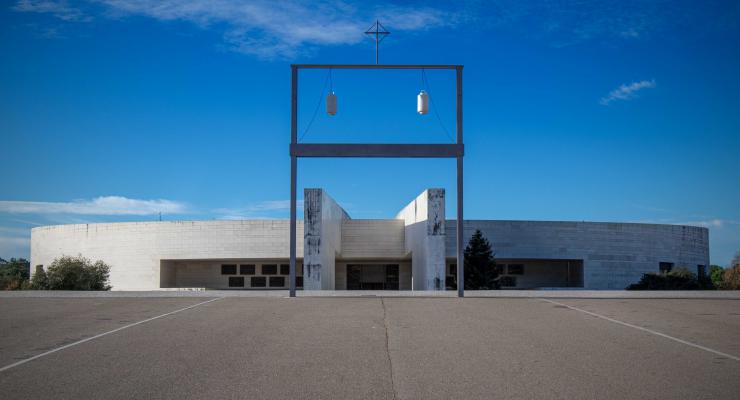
left=626, top=267, right=701, bottom=290
left=720, top=265, right=740, bottom=290
left=30, top=267, right=49, bottom=290
left=709, top=265, right=724, bottom=288
left=0, top=258, right=30, bottom=290
left=35, top=255, right=111, bottom=291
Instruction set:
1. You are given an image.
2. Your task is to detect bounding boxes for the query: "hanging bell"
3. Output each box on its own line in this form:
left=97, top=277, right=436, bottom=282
left=326, top=91, right=337, bottom=116
left=417, top=90, right=429, bottom=115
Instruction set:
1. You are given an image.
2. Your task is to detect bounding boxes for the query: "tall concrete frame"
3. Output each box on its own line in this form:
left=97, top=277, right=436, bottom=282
left=289, top=64, right=465, bottom=297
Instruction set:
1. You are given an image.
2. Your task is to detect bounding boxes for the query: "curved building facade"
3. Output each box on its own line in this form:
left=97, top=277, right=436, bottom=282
left=30, top=189, right=709, bottom=291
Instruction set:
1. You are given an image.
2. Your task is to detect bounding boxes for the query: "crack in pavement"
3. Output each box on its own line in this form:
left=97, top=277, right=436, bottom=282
left=380, top=298, right=398, bottom=400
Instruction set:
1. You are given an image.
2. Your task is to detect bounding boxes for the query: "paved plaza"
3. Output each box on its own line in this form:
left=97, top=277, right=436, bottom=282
left=1, top=292, right=739, bottom=399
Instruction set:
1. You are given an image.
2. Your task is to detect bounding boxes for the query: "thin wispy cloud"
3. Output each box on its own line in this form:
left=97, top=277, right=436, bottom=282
left=600, top=79, right=656, bottom=105
left=0, top=196, right=188, bottom=215
left=214, top=200, right=304, bottom=220
left=13, top=0, right=91, bottom=22
left=13, top=0, right=458, bottom=59
left=674, top=219, right=740, bottom=229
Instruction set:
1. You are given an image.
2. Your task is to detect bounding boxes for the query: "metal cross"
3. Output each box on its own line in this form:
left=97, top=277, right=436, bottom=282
left=365, top=20, right=390, bottom=64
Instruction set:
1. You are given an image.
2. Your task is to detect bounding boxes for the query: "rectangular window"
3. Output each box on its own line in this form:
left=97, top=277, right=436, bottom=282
left=262, top=264, right=277, bottom=275
left=251, top=276, right=266, bottom=288
left=508, top=264, right=524, bottom=275
left=296, top=276, right=303, bottom=287
left=228, top=277, right=244, bottom=287
left=280, top=264, right=289, bottom=275
left=385, top=264, right=400, bottom=290
left=659, top=262, right=674, bottom=274
left=494, top=264, right=505, bottom=275
left=500, top=276, right=517, bottom=287
left=697, top=265, right=706, bottom=278
left=240, top=264, right=255, bottom=275
left=269, top=276, right=286, bottom=287
left=221, top=264, right=237, bottom=275
left=449, top=264, right=457, bottom=276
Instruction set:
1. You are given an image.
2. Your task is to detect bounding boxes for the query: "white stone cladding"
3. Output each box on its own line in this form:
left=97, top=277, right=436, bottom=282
left=29, top=189, right=710, bottom=291
left=303, top=189, right=349, bottom=290
left=31, top=220, right=304, bottom=290
left=395, top=189, right=446, bottom=290
left=445, top=220, right=709, bottom=289
left=341, top=220, right=406, bottom=259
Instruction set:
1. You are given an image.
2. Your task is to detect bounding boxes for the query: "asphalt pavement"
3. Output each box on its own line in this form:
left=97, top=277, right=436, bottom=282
left=1, top=295, right=738, bottom=399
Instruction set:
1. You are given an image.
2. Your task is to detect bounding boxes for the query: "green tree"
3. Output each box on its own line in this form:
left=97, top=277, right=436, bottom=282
left=0, top=258, right=30, bottom=290
left=720, top=264, right=740, bottom=290
left=709, top=265, right=724, bottom=288
left=463, top=230, right=500, bottom=290
left=42, top=255, right=111, bottom=290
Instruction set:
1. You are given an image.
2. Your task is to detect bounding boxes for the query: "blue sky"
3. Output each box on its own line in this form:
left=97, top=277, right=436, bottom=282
left=1, top=1, right=739, bottom=266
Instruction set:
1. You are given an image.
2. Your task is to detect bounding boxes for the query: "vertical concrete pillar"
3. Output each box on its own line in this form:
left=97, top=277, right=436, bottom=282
left=303, top=189, right=349, bottom=290
left=396, top=189, right=446, bottom=290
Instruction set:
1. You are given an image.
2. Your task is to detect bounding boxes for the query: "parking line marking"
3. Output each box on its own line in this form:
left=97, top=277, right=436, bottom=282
left=540, top=298, right=740, bottom=362
left=0, top=297, right=223, bottom=373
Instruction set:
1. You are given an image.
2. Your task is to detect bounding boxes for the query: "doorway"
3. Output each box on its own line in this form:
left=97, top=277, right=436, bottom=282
left=346, top=264, right=399, bottom=290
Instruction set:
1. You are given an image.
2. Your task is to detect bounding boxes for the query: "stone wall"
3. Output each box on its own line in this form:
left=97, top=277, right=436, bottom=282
left=31, top=220, right=304, bottom=290
left=445, top=220, right=709, bottom=289
left=396, top=189, right=446, bottom=290
left=303, top=189, right=349, bottom=290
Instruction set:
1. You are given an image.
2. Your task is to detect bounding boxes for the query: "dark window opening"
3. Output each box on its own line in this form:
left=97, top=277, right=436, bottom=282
left=386, top=264, right=399, bottom=290
left=269, top=276, right=286, bottom=287
left=449, top=264, right=457, bottom=276
left=280, top=264, right=289, bottom=275
left=659, top=262, right=674, bottom=274
left=697, top=265, right=706, bottom=278
left=500, top=276, right=517, bottom=287
left=296, top=276, right=303, bottom=287
left=221, top=264, right=237, bottom=275
left=445, top=276, right=457, bottom=290
left=251, top=276, right=266, bottom=288
left=240, top=264, right=255, bottom=275
left=494, top=264, right=505, bottom=275
left=347, top=264, right=400, bottom=290
left=262, top=264, right=277, bottom=275
left=507, top=264, right=524, bottom=275
left=228, top=277, right=244, bottom=287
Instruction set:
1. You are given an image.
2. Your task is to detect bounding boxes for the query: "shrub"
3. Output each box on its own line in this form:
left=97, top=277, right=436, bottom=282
left=30, top=267, right=49, bottom=290
left=720, top=265, right=740, bottom=290
left=626, top=267, right=701, bottom=290
left=38, top=255, right=111, bottom=291
left=709, top=265, right=724, bottom=288
left=0, top=258, right=30, bottom=290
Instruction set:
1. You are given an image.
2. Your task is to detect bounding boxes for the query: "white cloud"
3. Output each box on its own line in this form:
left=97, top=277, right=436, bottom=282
left=600, top=79, right=656, bottom=105
left=14, top=0, right=457, bottom=59
left=214, top=200, right=303, bottom=220
left=674, top=219, right=740, bottom=229
left=13, top=0, right=91, bottom=22
left=0, top=196, right=188, bottom=215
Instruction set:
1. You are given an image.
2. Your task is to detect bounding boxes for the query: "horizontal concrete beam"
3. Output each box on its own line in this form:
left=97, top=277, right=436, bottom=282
left=292, top=64, right=462, bottom=70
left=290, top=143, right=464, bottom=158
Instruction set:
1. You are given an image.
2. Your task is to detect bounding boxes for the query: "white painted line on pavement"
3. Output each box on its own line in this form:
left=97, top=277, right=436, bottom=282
left=0, top=297, right=223, bottom=373
left=540, top=298, right=740, bottom=362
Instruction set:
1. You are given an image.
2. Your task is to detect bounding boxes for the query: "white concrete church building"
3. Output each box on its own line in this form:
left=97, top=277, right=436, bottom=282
left=30, top=189, right=709, bottom=291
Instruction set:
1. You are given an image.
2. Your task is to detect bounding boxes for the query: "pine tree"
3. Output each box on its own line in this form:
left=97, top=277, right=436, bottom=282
left=463, top=230, right=500, bottom=290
